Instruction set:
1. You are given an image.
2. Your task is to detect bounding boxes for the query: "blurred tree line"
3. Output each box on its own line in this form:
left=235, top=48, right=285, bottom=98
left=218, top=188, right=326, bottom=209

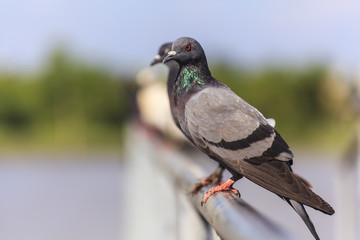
left=0, top=50, right=354, bottom=152
left=0, top=51, right=137, bottom=152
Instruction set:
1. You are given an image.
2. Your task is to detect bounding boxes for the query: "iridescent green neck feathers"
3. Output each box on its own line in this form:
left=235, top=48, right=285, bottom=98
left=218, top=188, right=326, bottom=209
left=175, top=67, right=206, bottom=95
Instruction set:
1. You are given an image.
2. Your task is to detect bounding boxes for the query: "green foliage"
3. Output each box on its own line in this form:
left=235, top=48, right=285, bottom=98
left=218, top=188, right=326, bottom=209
left=0, top=50, right=353, bottom=152
left=0, top=51, right=137, bottom=152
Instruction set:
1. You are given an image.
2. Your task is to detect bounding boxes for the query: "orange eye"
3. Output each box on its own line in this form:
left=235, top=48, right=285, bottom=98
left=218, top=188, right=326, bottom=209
left=185, top=44, right=191, bottom=51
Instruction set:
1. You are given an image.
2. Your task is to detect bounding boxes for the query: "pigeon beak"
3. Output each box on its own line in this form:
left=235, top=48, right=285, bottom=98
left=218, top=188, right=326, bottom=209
left=163, top=51, right=177, bottom=64
left=150, top=55, right=161, bottom=66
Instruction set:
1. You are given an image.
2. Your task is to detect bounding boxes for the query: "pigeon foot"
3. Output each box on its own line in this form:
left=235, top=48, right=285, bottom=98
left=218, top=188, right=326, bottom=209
left=201, top=178, right=240, bottom=205
left=189, top=166, right=224, bottom=194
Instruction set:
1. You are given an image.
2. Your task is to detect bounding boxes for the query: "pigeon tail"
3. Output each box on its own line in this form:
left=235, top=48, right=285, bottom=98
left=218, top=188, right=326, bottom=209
left=287, top=199, right=320, bottom=240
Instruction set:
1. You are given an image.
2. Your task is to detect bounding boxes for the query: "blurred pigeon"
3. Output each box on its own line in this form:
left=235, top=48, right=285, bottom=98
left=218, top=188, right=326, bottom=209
left=163, top=37, right=334, bottom=240
left=136, top=68, right=181, bottom=140
left=151, top=42, right=180, bottom=128
left=151, top=42, right=225, bottom=190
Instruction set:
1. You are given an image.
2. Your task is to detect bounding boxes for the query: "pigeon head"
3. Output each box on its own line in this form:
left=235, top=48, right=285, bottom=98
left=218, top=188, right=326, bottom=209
left=163, top=37, right=207, bottom=67
left=150, top=42, right=173, bottom=66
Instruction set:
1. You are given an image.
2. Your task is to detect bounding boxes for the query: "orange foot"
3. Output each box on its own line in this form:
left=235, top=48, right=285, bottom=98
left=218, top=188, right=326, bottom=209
left=201, top=178, right=240, bottom=205
left=189, top=166, right=224, bottom=194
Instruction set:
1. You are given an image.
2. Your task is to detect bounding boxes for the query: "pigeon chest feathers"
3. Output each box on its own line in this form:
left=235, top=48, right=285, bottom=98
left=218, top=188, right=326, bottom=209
left=175, top=67, right=206, bottom=98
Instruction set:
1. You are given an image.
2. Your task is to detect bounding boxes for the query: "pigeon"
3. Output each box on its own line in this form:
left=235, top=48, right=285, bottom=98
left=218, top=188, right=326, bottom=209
left=163, top=37, right=334, bottom=240
left=151, top=42, right=225, bottom=191
left=151, top=42, right=180, bottom=128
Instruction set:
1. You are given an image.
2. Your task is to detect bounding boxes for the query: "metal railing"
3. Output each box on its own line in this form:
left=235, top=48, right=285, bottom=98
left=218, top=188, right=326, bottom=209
left=125, top=126, right=300, bottom=240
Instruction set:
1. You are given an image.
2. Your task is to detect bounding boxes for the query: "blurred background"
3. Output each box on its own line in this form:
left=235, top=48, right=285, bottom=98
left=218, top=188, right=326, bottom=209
left=0, top=0, right=359, bottom=240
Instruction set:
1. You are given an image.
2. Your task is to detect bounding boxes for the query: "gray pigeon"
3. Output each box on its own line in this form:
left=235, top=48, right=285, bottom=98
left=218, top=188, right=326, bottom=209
left=163, top=37, right=334, bottom=240
left=151, top=42, right=180, bottom=127
left=151, top=42, right=225, bottom=191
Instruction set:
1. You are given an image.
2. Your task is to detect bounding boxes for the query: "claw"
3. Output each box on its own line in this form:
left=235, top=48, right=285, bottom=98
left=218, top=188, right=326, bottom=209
left=189, top=182, right=205, bottom=195
left=231, top=188, right=240, bottom=197
left=189, top=166, right=224, bottom=194
left=201, top=177, right=240, bottom=204
left=224, top=192, right=235, bottom=200
left=200, top=178, right=210, bottom=185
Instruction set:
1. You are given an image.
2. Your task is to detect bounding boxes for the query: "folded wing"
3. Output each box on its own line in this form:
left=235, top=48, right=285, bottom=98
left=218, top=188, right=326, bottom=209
left=184, top=86, right=334, bottom=214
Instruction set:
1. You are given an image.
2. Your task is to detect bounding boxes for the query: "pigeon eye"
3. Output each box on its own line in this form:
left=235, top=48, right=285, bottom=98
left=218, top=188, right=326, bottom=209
left=185, top=44, right=191, bottom=51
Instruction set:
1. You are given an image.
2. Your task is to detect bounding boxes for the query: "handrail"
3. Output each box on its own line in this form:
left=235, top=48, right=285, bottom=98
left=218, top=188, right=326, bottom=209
left=125, top=126, right=301, bottom=240
left=153, top=136, right=301, bottom=240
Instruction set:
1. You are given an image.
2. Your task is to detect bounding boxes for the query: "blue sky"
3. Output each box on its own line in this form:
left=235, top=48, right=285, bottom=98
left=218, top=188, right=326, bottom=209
left=1, top=0, right=359, bottom=74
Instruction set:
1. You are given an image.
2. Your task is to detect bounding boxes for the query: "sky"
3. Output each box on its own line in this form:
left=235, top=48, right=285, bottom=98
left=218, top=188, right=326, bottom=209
left=1, top=0, right=360, bottom=75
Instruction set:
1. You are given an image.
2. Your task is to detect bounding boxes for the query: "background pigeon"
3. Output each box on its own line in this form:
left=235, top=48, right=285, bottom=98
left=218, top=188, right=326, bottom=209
left=163, top=37, right=335, bottom=240
left=151, top=42, right=180, bottom=128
